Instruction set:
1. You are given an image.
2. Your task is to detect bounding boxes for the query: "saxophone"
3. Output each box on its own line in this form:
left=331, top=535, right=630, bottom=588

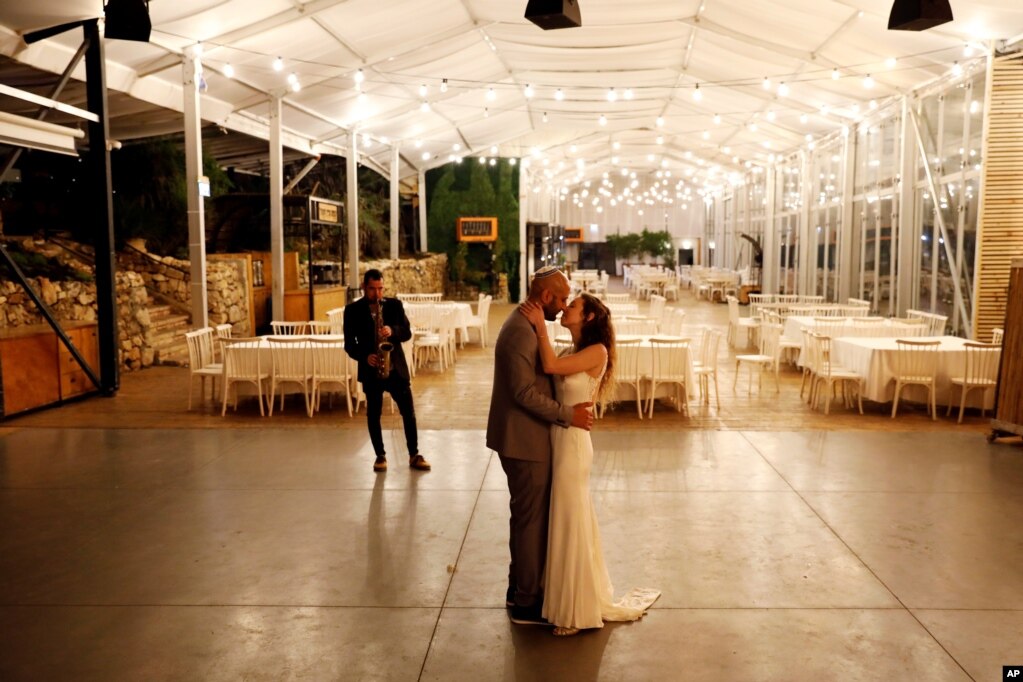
left=372, top=300, right=393, bottom=379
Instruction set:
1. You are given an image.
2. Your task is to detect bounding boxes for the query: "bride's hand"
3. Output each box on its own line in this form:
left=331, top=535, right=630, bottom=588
left=518, top=301, right=545, bottom=330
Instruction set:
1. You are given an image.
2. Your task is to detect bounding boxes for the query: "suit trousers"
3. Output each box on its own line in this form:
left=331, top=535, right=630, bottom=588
left=499, top=454, right=552, bottom=608
left=364, top=375, right=418, bottom=458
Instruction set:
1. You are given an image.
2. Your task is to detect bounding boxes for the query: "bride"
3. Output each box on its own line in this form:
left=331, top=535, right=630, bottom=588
left=520, top=293, right=660, bottom=636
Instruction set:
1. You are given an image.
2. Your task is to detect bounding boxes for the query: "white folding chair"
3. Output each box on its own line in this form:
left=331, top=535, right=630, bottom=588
left=807, top=333, right=864, bottom=415
left=991, top=328, right=1004, bottom=345
left=221, top=338, right=270, bottom=416
left=947, top=342, right=1000, bottom=424
left=647, top=338, right=690, bottom=417
left=733, top=322, right=782, bottom=394
left=464, top=295, right=492, bottom=347
left=306, top=321, right=335, bottom=335
left=267, top=337, right=314, bottom=416
left=692, top=328, right=722, bottom=409
left=612, top=338, right=646, bottom=418
left=891, top=339, right=940, bottom=420
left=726, top=295, right=759, bottom=349
left=185, top=327, right=221, bottom=409
left=309, top=338, right=355, bottom=416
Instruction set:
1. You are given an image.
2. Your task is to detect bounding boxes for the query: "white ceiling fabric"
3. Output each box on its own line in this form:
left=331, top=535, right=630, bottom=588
left=1, top=0, right=1021, bottom=191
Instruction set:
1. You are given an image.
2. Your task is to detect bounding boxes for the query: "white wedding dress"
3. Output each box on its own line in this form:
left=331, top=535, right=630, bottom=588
left=542, top=367, right=661, bottom=631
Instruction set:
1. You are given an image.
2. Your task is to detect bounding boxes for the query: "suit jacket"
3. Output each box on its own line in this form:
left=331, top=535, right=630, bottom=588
left=343, top=297, right=413, bottom=385
left=486, top=310, right=572, bottom=461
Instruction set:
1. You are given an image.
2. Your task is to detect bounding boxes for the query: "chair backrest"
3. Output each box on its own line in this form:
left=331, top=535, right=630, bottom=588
left=614, top=338, right=642, bottom=381
left=759, top=323, right=783, bottom=360
left=726, top=295, right=740, bottom=323
left=308, top=338, right=348, bottom=382
left=616, top=318, right=659, bottom=336
left=605, top=293, right=630, bottom=303
left=699, top=329, right=722, bottom=370
left=648, top=294, right=667, bottom=321
left=268, top=337, right=313, bottom=379
left=185, top=327, right=216, bottom=369
left=223, top=338, right=264, bottom=379
left=215, top=323, right=233, bottom=340
left=661, top=308, right=686, bottom=336
left=810, top=333, right=842, bottom=379
left=991, top=327, right=1004, bottom=345
left=962, top=342, right=1001, bottom=385
left=477, top=295, right=492, bottom=320
left=799, top=295, right=824, bottom=304
left=650, top=338, right=690, bottom=380
left=306, top=321, right=335, bottom=335
left=776, top=294, right=799, bottom=304
left=926, top=314, right=948, bottom=337
left=893, top=339, right=940, bottom=381
left=271, top=320, right=307, bottom=335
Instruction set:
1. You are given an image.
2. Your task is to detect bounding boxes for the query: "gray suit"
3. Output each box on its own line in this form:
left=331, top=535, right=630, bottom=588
left=486, top=310, right=573, bottom=609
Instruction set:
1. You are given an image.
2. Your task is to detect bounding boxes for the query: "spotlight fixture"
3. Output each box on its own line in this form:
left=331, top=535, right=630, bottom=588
left=888, top=0, right=953, bottom=31
left=525, top=0, right=582, bottom=30
left=104, top=0, right=152, bottom=42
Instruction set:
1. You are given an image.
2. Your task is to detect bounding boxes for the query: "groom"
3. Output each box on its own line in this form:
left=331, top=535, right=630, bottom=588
left=486, top=266, right=593, bottom=625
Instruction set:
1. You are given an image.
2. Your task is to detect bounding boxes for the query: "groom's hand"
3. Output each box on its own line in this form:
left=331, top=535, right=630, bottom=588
left=570, top=402, right=594, bottom=431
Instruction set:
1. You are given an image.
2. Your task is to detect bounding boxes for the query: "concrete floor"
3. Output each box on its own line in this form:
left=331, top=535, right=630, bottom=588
left=2, top=283, right=1022, bottom=680
left=1, top=425, right=1022, bottom=680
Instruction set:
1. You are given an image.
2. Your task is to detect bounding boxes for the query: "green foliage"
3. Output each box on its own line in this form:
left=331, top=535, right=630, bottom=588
left=2, top=241, right=93, bottom=282
left=605, top=232, right=641, bottom=260
left=426, top=158, right=521, bottom=300
left=112, top=139, right=233, bottom=256
left=606, top=229, right=673, bottom=264
left=640, top=228, right=673, bottom=261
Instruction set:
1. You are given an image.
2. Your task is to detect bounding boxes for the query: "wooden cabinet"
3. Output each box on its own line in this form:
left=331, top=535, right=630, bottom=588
left=0, top=323, right=99, bottom=417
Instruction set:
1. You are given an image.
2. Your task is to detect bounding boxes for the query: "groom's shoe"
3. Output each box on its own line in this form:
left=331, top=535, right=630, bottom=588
left=509, top=604, right=550, bottom=626
left=506, top=586, right=515, bottom=608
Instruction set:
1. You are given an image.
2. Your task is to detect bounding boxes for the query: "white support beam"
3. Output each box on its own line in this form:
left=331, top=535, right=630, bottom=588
left=838, top=130, right=855, bottom=302
left=347, top=133, right=360, bottom=291
left=269, top=95, right=285, bottom=321
left=763, top=165, right=777, bottom=292
left=390, top=144, right=400, bottom=259
left=896, top=96, right=917, bottom=316
left=182, top=51, right=208, bottom=329
left=417, top=168, right=428, bottom=253
left=519, top=167, right=528, bottom=301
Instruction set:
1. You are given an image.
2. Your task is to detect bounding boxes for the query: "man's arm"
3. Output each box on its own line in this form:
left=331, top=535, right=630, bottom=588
left=500, top=323, right=574, bottom=428
left=343, top=306, right=368, bottom=361
left=387, top=299, right=413, bottom=343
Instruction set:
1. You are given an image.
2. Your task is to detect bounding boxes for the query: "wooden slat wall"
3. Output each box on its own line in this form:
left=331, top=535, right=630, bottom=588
left=994, top=259, right=1023, bottom=434
left=974, top=53, right=1023, bottom=342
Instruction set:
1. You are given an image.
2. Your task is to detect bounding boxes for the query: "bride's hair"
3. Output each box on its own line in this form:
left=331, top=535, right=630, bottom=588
left=575, top=293, right=616, bottom=406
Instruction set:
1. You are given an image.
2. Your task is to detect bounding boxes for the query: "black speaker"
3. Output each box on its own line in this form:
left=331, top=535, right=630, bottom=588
left=525, top=0, right=582, bottom=30
left=887, top=0, right=953, bottom=31
left=105, top=0, right=152, bottom=42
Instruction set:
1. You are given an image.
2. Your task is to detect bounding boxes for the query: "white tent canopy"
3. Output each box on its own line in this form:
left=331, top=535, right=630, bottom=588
left=1, top=0, right=1021, bottom=192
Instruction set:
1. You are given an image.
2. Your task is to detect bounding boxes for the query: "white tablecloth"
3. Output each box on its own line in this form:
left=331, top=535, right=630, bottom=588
left=831, top=336, right=998, bottom=408
left=404, top=301, right=473, bottom=341
left=227, top=335, right=358, bottom=400
left=782, top=316, right=928, bottom=345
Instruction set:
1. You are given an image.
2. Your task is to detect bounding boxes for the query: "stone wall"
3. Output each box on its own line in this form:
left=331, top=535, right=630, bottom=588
left=357, top=254, right=449, bottom=297
left=0, top=269, right=153, bottom=371
left=120, top=248, right=251, bottom=335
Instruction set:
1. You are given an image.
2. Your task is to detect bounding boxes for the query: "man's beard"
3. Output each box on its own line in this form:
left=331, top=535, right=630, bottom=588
left=542, top=301, right=560, bottom=321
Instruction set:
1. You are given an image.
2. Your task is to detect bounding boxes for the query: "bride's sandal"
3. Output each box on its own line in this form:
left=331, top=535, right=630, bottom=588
left=553, top=627, right=580, bottom=637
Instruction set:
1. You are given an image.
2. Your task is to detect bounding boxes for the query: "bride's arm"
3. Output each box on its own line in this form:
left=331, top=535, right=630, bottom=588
left=520, top=303, right=607, bottom=376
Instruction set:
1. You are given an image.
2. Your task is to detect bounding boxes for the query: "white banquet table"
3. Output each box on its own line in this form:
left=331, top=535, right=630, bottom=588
left=782, top=316, right=928, bottom=345
left=227, top=335, right=358, bottom=401
left=831, top=336, right=998, bottom=409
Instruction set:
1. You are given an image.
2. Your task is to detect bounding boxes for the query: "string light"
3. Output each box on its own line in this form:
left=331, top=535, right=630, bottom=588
left=542, top=111, right=548, bottom=123
left=555, top=88, right=564, bottom=101
left=624, top=88, right=634, bottom=100
left=777, top=82, right=790, bottom=97
left=290, top=80, right=301, bottom=92
left=486, top=87, right=496, bottom=101
left=440, top=78, right=448, bottom=93
left=762, top=76, right=771, bottom=90
left=713, top=113, right=721, bottom=125
left=354, top=69, right=365, bottom=84
left=692, top=84, right=702, bottom=101
left=952, top=61, right=963, bottom=76
left=656, top=116, right=664, bottom=127
left=799, top=113, right=808, bottom=124
left=273, top=56, right=284, bottom=72
left=832, top=68, right=840, bottom=80
left=420, top=101, right=430, bottom=112
left=484, top=107, right=489, bottom=117
left=863, top=74, right=875, bottom=88
left=524, top=84, right=534, bottom=98
left=599, top=114, right=607, bottom=126
left=766, top=110, right=776, bottom=122
left=223, top=63, right=234, bottom=78
left=607, top=87, right=617, bottom=102
left=418, top=84, right=428, bottom=97
left=885, top=57, right=897, bottom=68
left=286, top=72, right=298, bottom=85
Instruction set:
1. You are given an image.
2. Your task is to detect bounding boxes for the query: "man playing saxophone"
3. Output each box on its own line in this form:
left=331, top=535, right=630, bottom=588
left=344, top=269, right=430, bottom=472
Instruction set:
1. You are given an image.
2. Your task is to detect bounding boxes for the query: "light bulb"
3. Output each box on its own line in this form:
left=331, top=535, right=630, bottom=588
left=287, top=72, right=298, bottom=85
left=692, top=84, right=702, bottom=101
left=421, top=151, right=430, bottom=161
left=484, top=107, right=489, bottom=118
left=223, top=63, right=234, bottom=78
left=273, top=57, right=284, bottom=72
left=607, top=87, right=617, bottom=102
left=799, top=113, right=808, bottom=124
left=863, top=74, right=874, bottom=88
left=885, top=57, right=897, bottom=68
left=656, top=116, right=664, bottom=127
left=599, top=114, right=607, bottom=126
left=832, top=68, right=840, bottom=80
left=555, top=88, right=564, bottom=101
left=354, top=69, right=365, bottom=84
left=290, top=81, right=301, bottom=92
left=624, top=88, right=634, bottom=100
left=766, top=110, right=776, bottom=122
left=952, top=61, right=963, bottom=76
left=713, top=113, right=721, bottom=125
left=420, top=101, right=430, bottom=112
left=762, top=76, right=771, bottom=90
left=414, top=139, right=423, bottom=148
left=419, top=84, right=427, bottom=97
left=440, top=78, right=448, bottom=93
left=778, top=82, right=789, bottom=97
left=542, top=111, right=548, bottom=123
left=486, top=87, right=496, bottom=101
left=524, top=84, right=534, bottom=98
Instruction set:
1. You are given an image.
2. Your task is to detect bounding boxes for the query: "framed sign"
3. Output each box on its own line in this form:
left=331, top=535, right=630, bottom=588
left=315, top=201, right=340, bottom=224
left=564, top=227, right=584, bottom=243
left=457, top=217, right=498, bottom=242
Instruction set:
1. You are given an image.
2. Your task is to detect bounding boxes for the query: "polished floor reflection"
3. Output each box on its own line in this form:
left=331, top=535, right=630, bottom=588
left=1, top=426, right=1020, bottom=680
